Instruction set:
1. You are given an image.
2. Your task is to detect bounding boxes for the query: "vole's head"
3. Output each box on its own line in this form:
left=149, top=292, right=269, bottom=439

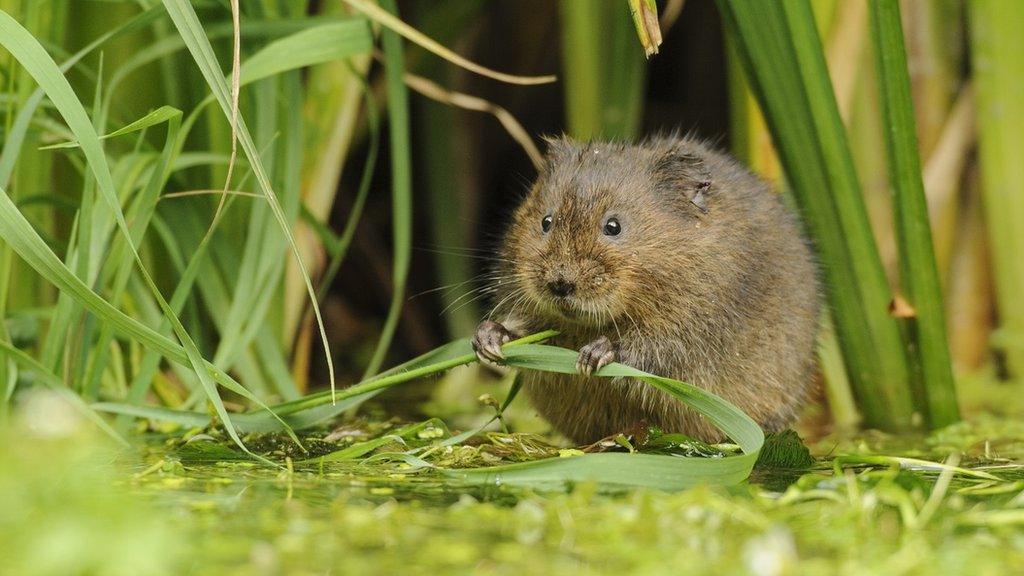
left=499, top=137, right=714, bottom=327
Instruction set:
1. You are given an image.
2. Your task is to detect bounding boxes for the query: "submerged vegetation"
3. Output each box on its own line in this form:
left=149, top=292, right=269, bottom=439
left=0, top=0, right=1022, bottom=573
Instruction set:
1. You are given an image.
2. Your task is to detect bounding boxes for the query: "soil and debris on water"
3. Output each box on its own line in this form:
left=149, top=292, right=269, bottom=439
left=1, top=388, right=1023, bottom=575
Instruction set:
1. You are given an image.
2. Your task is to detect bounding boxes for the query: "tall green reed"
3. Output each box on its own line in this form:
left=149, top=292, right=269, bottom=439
left=868, top=0, right=958, bottom=427
left=0, top=3, right=382, bottom=455
left=969, top=0, right=1024, bottom=383
left=717, top=0, right=960, bottom=430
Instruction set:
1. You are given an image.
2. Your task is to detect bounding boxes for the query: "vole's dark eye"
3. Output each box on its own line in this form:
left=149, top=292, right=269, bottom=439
left=541, top=214, right=553, bottom=233
left=603, top=217, right=621, bottom=236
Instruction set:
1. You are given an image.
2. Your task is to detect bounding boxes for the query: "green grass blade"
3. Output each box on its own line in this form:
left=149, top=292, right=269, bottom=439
left=362, top=0, right=412, bottom=379
left=40, top=105, right=181, bottom=149
left=0, top=4, right=164, bottom=188
left=867, top=0, right=958, bottom=427
left=716, top=0, right=914, bottom=430
left=161, top=0, right=338, bottom=401
left=95, top=329, right=764, bottom=490
left=0, top=9, right=289, bottom=461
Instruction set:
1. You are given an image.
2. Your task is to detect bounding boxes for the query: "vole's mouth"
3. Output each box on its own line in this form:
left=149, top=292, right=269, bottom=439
left=551, top=300, right=580, bottom=320
left=544, top=296, right=609, bottom=327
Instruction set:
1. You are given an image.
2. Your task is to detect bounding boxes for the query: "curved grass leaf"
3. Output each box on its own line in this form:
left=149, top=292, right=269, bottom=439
left=443, top=345, right=762, bottom=490
left=40, top=106, right=182, bottom=150
left=342, top=0, right=556, bottom=85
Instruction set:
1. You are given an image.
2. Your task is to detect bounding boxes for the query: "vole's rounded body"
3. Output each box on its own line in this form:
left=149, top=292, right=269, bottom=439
left=475, top=135, right=821, bottom=443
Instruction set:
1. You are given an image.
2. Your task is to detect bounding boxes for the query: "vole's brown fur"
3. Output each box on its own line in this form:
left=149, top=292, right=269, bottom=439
left=475, top=135, right=821, bottom=444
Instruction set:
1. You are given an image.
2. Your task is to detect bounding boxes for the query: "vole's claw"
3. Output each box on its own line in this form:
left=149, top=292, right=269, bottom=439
left=577, top=336, right=617, bottom=376
left=473, top=320, right=512, bottom=365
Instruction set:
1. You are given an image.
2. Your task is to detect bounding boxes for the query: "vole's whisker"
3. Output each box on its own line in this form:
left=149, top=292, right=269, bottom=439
left=441, top=285, right=493, bottom=316
left=447, top=292, right=493, bottom=317
left=486, top=288, right=524, bottom=321
left=409, top=273, right=495, bottom=301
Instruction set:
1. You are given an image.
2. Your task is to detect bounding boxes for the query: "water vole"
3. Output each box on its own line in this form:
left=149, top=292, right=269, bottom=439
left=473, top=135, right=821, bottom=443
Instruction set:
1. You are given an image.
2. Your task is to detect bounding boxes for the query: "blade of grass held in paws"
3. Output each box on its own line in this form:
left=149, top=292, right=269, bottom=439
left=868, top=0, right=958, bottom=428
left=94, top=331, right=763, bottom=488
left=95, top=332, right=555, bottom=432
left=441, top=345, right=762, bottom=490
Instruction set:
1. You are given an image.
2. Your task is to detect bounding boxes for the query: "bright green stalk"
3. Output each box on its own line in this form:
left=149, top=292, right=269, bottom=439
left=716, top=0, right=914, bottom=430
left=868, top=0, right=958, bottom=428
left=363, top=0, right=412, bottom=378
left=969, top=0, right=1024, bottom=381
left=559, top=0, right=646, bottom=140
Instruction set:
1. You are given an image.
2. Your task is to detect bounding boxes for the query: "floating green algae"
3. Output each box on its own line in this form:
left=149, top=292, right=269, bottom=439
left=3, top=390, right=1024, bottom=575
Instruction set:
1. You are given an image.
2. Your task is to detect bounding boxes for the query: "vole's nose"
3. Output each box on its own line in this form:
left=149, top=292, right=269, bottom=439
left=546, top=278, right=575, bottom=298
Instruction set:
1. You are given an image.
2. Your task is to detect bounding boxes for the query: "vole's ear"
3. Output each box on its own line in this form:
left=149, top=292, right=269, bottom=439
left=652, top=149, right=712, bottom=214
left=540, top=135, right=578, bottom=173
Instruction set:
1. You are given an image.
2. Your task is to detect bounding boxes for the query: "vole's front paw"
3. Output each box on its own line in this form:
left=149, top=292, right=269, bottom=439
left=576, top=336, right=617, bottom=376
left=473, top=320, right=512, bottom=365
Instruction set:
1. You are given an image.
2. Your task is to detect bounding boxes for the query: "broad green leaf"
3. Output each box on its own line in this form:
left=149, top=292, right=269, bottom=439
left=95, top=330, right=765, bottom=489
left=239, top=20, right=372, bottom=86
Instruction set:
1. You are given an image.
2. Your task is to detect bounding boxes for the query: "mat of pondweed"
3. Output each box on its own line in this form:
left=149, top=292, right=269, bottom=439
left=2, top=403, right=1023, bottom=576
